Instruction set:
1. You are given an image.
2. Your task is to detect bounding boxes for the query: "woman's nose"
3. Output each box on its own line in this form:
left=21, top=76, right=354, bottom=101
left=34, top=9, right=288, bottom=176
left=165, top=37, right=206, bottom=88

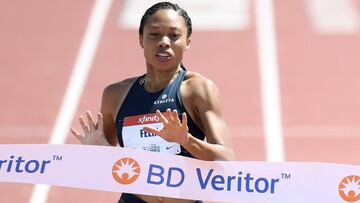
left=158, top=36, right=170, bottom=48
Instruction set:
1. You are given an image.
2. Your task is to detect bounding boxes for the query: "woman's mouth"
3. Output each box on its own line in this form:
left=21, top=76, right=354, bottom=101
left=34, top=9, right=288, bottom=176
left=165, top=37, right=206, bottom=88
left=155, top=52, right=171, bottom=62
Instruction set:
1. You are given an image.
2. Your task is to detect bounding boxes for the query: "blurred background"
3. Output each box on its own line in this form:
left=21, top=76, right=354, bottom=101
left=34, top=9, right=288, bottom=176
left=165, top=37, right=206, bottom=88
left=0, top=0, right=359, bottom=202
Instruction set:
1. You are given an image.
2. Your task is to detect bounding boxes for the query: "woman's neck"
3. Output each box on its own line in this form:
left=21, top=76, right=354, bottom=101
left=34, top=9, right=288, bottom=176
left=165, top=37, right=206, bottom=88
left=143, top=64, right=181, bottom=92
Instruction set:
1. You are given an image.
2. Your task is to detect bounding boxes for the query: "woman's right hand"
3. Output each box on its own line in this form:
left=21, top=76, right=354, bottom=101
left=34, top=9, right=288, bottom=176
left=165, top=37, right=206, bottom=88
left=70, top=111, right=110, bottom=146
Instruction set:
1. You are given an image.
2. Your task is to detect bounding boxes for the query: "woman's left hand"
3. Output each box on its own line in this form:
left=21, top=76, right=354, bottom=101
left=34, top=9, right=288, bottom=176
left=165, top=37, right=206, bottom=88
left=143, top=109, right=190, bottom=146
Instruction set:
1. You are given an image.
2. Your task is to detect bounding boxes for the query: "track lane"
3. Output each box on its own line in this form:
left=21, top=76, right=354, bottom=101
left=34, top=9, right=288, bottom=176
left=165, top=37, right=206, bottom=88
left=276, top=0, right=360, bottom=164
left=0, top=0, right=94, bottom=202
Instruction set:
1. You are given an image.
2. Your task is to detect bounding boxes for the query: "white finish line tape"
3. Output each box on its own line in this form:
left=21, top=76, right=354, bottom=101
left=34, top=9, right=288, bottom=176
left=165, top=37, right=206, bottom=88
left=0, top=144, right=359, bottom=202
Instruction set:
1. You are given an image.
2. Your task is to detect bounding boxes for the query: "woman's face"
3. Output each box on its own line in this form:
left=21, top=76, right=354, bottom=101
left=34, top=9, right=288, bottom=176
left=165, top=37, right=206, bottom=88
left=140, top=9, right=191, bottom=71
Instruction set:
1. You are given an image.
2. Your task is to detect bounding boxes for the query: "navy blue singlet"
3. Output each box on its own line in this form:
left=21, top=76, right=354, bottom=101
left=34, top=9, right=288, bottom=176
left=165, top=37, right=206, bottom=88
left=116, top=68, right=205, bottom=158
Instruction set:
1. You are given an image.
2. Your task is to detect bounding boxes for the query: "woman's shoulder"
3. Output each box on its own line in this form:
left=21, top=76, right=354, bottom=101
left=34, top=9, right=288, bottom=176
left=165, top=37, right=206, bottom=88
left=184, top=71, right=219, bottom=92
left=181, top=70, right=221, bottom=107
left=101, top=77, right=139, bottom=115
left=102, top=77, right=138, bottom=100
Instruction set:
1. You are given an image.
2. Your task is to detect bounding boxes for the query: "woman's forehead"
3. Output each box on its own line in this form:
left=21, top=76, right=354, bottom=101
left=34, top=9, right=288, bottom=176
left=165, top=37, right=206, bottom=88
left=145, top=9, right=187, bottom=30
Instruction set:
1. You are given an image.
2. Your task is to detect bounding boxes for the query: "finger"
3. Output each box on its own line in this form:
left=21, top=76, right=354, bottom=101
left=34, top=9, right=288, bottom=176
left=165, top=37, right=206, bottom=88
left=166, top=109, right=175, bottom=124
left=70, top=127, right=84, bottom=142
left=79, top=116, right=90, bottom=133
left=163, top=108, right=171, bottom=118
left=86, top=111, right=95, bottom=131
left=172, top=110, right=180, bottom=125
left=156, top=110, right=169, bottom=125
left=181, top=113, right=188, bottom=130
left=143, top=126, right=161, bottom=136
left=97, top=112, right=104, bottom=131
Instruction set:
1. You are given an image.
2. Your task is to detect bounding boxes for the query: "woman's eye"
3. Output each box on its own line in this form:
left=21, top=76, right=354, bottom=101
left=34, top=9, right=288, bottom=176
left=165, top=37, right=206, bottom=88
left=150, top=33, right=159, bottom=37
left=170, top=33, right=180, bottom=39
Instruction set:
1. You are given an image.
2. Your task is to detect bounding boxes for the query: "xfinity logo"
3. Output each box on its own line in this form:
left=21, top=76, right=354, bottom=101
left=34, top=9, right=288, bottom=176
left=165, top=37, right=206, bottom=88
left=138, top=115, right=159, bottom=124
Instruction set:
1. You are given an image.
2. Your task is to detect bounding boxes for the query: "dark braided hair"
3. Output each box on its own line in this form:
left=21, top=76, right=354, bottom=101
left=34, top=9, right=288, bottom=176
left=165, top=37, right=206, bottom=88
left=139, top=2, right=192, bottom=38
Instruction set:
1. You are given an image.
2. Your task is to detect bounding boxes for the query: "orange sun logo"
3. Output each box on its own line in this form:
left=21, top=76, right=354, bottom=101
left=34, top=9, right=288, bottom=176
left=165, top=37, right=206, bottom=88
left=112, top=157, right=140, bottom=185
left=339, top=175, right=360, bottom=202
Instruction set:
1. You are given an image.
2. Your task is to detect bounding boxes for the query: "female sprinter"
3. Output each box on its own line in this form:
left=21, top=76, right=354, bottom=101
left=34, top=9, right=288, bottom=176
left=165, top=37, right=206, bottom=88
left=71, top=2, right=235, bottom=203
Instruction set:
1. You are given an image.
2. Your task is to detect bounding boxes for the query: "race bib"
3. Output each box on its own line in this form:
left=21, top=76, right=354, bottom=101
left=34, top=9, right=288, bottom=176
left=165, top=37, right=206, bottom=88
left=122, top=113, right=181, bottom=154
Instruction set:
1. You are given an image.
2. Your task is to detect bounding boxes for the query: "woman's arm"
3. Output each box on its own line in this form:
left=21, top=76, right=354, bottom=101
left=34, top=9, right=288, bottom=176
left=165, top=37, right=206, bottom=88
left=69, top=85, right=117, bottom=146
left=100, top=84, right=121, bottom=146
left=71, top=78, right=136, bottom=146
left=144, top=74, right=236, bottom=161
left=184, top=76, right=235, bottom=160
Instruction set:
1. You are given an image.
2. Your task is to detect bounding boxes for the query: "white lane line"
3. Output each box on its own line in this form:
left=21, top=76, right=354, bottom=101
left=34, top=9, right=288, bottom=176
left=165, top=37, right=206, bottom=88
left=306, top=0, right=360, bottom=34
left=118, top=0, right=250, bottom=30
left=28, top=0, right=113, bottom=203
left=255, top=0, right=285, bottom=162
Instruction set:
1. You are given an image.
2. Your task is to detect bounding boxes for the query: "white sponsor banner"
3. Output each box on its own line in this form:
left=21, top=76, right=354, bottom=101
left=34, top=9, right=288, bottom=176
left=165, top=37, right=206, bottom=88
left=0, top=144, right=359, bottom=202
